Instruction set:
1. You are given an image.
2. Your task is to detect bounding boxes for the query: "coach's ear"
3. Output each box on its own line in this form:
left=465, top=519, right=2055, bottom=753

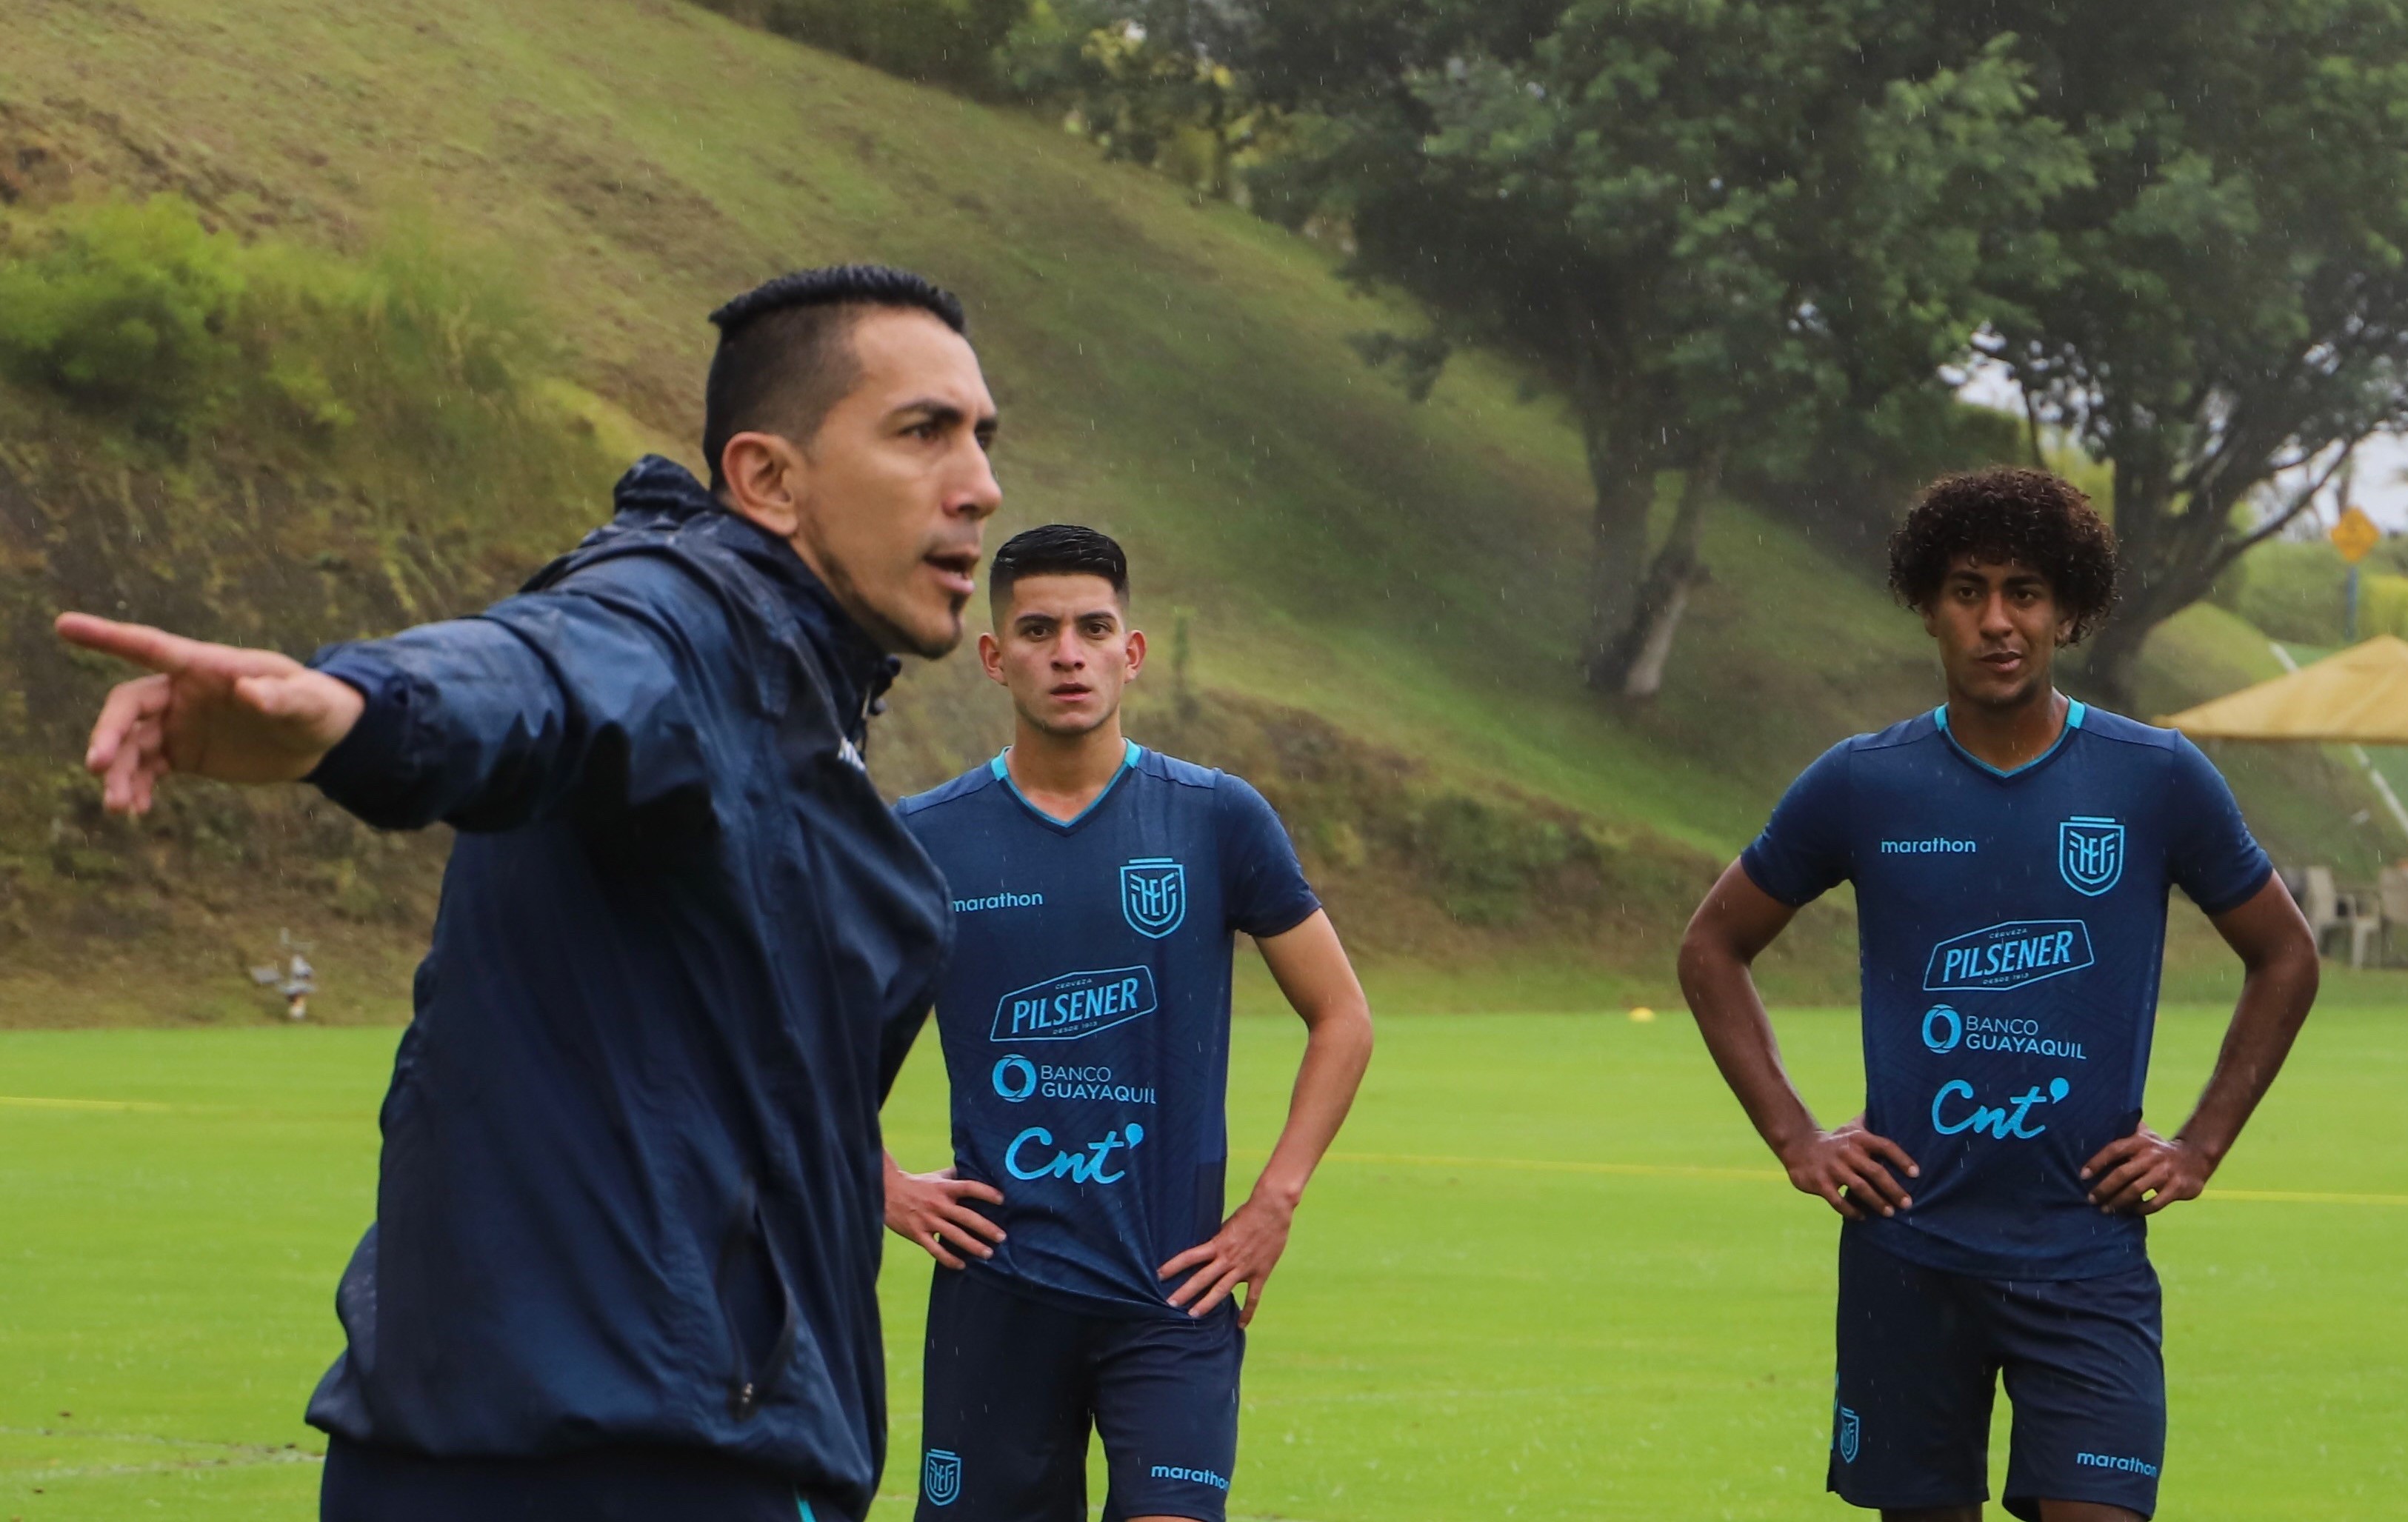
left=718, top=431, right=810, bottom=539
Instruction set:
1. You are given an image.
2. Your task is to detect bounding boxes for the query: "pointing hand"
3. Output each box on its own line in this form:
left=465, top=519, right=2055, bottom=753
left=56, top=613, right=367, bottom=815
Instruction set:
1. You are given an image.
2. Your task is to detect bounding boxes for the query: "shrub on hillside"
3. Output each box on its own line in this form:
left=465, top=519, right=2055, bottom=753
left=0, top=197, right=248, bottom=441
left=0, top=196, right=606, bottom=553
left=2211, top=537, right=2408, bottom=647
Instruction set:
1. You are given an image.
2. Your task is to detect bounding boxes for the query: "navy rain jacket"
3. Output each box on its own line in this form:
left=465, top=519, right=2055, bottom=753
left=300, top=457, right=952, bottom=1518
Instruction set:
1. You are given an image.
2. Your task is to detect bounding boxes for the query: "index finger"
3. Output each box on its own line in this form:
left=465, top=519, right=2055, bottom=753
left=2081, top=1134, right=2145, bottom=1181
left=1856, top=1132, right=1921, bottom=1182
left=945, top=1178, right=1006, bottom=1206
left=55, top=614, right=204, bottom=675
left=1157, top=1242, right=1216, bottom=1281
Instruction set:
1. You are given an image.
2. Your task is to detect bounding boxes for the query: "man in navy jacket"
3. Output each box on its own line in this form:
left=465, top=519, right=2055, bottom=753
left=54, top=265, right=1001, bottom=1521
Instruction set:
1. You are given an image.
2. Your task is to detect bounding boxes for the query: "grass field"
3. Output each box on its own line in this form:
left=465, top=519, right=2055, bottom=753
left=4, top=1006, right=2404, bottom=1520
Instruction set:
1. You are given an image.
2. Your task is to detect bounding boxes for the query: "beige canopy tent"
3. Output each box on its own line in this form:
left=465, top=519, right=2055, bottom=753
left=2158, top=633, right=2408, bottom=844
left=2158, top=634, right=2408, bottom=744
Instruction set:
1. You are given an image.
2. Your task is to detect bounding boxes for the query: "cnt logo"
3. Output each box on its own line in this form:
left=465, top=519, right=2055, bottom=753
left=923, top=1449, right=961, bottom=1507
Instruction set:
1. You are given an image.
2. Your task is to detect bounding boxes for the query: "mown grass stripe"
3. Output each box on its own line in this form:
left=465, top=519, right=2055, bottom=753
left=1323, top=1149, right=2408, bottom=1206
left=0, top=1094, right=171, bottom=1112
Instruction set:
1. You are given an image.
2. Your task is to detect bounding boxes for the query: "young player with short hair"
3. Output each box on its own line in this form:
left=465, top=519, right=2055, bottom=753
left=889, top=524, right=1374, bottom=1522
left=1678, top=467, right=2319, bottom=1522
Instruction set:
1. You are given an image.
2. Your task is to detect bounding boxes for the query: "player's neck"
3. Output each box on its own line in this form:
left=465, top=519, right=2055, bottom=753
left=1004, top=716, right=1129, bottom=823
left=1942, top=684, right=2070, bottom=773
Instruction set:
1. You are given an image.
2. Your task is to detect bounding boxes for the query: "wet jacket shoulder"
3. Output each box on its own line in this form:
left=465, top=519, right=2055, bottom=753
left=298, top=457, right=952, bottom=1519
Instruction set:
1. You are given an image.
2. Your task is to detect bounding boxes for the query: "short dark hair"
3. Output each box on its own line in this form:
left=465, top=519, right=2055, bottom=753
left=1887, top=467, right=2120, bottom=642
left=989, top=524, right=1130, bottom=611
left=702, top=264, right=968, bottom=490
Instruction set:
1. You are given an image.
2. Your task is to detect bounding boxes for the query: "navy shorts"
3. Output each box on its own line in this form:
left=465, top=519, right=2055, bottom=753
left=915, top=1266, right=1242, bottom=1522
left=1829, top=1228, right=2166, bottom=1520
left=320, top=1435, right=833, bottom=1521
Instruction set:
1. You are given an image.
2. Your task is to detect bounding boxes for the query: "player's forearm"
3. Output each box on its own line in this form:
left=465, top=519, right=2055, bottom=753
left=1678, top=938, right=1822, bottom=1162
left=1250, top=1001, right=1372, bottom=1209
left=2176, top=947, right=2317, bottom=1166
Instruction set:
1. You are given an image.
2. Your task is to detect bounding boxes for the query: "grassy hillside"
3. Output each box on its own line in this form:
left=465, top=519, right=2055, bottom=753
left=1, top=0, right=2400, bottom=1024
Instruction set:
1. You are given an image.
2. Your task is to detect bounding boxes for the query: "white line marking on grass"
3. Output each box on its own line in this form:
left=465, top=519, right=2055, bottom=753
left=2208, top=1186, right=2408, bottom=1206
left=1325, top=1149, right=1778, bottom=1183
left=0, top=1095, right=171, bottom=1112
left=15, top=1451, right=321, bottom=1482
left=1316, top=1150, right=2408, bottom=1205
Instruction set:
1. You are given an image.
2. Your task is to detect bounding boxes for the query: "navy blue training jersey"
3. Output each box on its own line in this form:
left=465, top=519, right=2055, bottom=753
left=897, top=743, right=1321, bottom=1318
left=1741, top=702, right=2271, bottom=1280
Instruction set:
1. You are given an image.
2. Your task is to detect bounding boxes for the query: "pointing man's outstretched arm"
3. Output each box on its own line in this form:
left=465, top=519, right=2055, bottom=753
left=58, top=558, right=713, bottom=833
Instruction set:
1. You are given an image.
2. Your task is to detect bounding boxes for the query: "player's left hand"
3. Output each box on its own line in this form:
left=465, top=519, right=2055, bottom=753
left=2081, top=1124, right=2212, bottom=1215
left=1158, top=1191, right=1293, bottom=1326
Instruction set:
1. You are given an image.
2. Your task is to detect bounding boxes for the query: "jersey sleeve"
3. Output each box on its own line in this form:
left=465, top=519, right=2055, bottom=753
left=1738, top=741, right=1855, bottom=907
left=2164, top=736, right=2274, bottom=914
left=1216, top=775, right=1322, bottom=938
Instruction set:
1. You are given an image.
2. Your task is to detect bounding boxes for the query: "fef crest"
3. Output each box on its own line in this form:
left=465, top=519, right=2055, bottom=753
left=924, top=1449, right=961, bottom=1507
left=1836, top=1406, right=1861, bottom=1464
left=1121, top=858, right=1187, bottom=938
left=2058, top=816, right=2125, bottom=897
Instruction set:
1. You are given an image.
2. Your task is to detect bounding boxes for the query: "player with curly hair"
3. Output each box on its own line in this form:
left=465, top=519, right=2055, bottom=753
left=1678, top=467, right=2320, bottom=1522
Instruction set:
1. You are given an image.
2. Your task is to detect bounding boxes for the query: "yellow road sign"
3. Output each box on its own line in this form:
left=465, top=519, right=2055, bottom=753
left=2333, top=504, right=2381, bottom=563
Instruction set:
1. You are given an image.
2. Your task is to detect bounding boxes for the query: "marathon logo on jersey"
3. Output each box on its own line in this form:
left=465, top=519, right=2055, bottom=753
left=1924, top=919, right=2095, bottom=992
left=991, top=966, right=1160, bottom=1041
left=954, top=889, right=1044, bottom=914
left=1121, top=857, right=1187, bottom=938
left=1150, top=1465, right=1233, bottom=1492
left=1878, top=837, right=1977, bottom=855
left=923, top=1449, right=961, bottom=1506
left=2060, top=816, right=2126, bottom=896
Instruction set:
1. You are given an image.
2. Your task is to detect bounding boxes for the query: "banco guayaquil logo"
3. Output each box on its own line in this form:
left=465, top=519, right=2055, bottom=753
left=1121, top=857, right=1187, bottom=938
left=2058, top=815, right=2124, bottom=896
left=924, top=1449, right=961, bottom=1506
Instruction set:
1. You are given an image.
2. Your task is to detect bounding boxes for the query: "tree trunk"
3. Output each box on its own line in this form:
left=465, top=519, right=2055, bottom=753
left=1581, top=451, right=1657, bottom=690
left=1574, top=350, right=1659, bottom=692
left=1598, top=453, right=1721, bottom=697
left=2078, top=459, right=2215, bottom=707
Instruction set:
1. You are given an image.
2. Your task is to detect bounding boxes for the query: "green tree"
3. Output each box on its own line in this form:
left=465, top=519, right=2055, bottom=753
left=1958, top=0, right=2408, bottom=699
left=1240, top=2, right=2084, bottom=693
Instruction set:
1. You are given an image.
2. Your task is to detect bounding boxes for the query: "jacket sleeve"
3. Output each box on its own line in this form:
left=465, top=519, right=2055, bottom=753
left=304, top=556, right=727, bottom=833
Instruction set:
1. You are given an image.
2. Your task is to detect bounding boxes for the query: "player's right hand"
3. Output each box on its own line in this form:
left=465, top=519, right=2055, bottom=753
left=884, top=1161, right=1006, bottom=1269
left=56, top=614, right=367, bottom=815
left=1780, top=1117, right=1918, bottom=1221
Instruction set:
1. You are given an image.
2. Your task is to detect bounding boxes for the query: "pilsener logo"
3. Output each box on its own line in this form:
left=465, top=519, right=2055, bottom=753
left=990, top=967, right=1159, bottom=1042
left=1924, top=919, right=2094, bottom=992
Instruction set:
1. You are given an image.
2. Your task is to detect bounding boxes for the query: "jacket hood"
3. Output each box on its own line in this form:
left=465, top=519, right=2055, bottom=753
left=532, top=456, right=901, bottom=739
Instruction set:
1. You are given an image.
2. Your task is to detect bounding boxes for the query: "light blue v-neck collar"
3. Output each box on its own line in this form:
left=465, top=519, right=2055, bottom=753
left=991, top=738, right=1142, bottom=828
left=1934, top=698, right=2087, bottom=779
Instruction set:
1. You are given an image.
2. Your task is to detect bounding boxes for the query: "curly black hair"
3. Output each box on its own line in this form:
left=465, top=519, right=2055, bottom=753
left=1887, top=467, right=2120, bottom=644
